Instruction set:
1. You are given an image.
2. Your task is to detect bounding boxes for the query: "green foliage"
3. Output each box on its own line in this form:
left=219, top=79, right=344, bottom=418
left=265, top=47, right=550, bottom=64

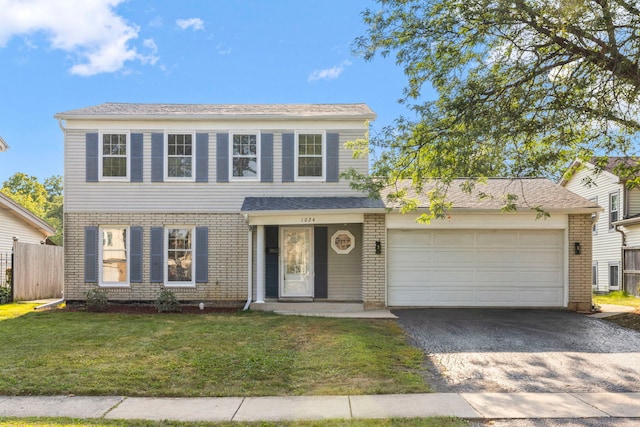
left=0, top=286, right=11, bottom=305
left=1, top=173, right=63, bottom=245
left=155, top=289, right=181, bottom=312
left=86, top=288, right=109, bottom=312
left=355, top=0, right=640, bottom=214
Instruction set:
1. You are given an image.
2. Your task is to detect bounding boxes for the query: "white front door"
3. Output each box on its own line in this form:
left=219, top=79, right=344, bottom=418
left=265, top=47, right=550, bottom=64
left=281, top=227, right=314, bottom=297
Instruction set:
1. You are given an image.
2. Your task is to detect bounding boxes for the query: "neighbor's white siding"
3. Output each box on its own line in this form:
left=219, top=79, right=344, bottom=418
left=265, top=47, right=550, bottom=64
left=564, top=166, right=622, bottom=291
left=64, top=127, right=369, bottom=213
left=0, top=209, right=47, bottom=253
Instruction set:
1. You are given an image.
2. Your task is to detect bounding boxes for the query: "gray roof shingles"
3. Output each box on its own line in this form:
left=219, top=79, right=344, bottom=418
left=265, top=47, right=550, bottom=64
left=381, top=178, right=599, bottom=211
left=55, top=102, right=376, bottom=119
left=241, top=197, right=385, bottom=212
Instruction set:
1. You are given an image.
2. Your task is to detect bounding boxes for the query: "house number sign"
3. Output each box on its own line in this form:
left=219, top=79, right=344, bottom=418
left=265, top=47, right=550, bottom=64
left=300, top=217, right=316, bottom=223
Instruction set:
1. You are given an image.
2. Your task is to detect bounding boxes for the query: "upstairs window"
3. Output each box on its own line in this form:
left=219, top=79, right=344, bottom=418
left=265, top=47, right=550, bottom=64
left=296, top=132, right=325, bottom=180
left=166, top=133, right=194, bottom=180
left=609, top=192, right=619, bottom=230
left=231, top=133, right=259, bottom=179
left=100, top=133, right=129, bottom=180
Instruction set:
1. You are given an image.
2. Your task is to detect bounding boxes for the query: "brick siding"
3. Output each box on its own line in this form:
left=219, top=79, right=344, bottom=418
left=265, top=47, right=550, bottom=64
left=64, top=212, right=248, bottom=306
left=568, top=213, right=593, bottom=311
left=362, top=213, right=386, bottom=309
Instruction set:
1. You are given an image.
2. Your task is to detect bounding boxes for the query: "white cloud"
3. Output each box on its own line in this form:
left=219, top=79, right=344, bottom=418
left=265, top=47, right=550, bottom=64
left=0, top=0, right=157, bottom=76
left=307, top=60, right=352, bottom=82
left=176, top=18, right=204, bottom=31
left=216, top=43, right=231, bottom=55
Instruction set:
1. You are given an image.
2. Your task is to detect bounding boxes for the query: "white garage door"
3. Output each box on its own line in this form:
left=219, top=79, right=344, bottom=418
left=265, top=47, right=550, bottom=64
left=388, top=229, right=565, bottom=307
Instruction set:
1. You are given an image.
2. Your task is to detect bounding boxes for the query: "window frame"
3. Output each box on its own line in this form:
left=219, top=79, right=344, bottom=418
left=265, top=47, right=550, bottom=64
left=164, top=131, right=196, bottom=182
left=590, top=197, right=598, bottom=235
left=98, top=225, right=130, bottom=287
left=294, top=130, right=326, bottom=181
left=229, top=131, right=261, bottom=181
left=608, top=262, right=620, bottom=290
left=592, top=262, right=598, bottom=289
left=609, top=191, right=619, bottom=231
left=164, top=225, right=196, bottom=287
left=98, top=131, right=130, bottom=181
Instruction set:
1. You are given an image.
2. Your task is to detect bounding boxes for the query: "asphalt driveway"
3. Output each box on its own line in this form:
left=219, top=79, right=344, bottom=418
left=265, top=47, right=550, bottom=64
left=393, top=309, right=640, bottom=393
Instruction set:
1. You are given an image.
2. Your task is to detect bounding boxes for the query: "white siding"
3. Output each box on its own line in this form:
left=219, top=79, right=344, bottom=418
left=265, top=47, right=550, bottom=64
left=0, top=209, right=47, bottom=253
left=628, top=189, right=640, bottom=217
left=65, top=128, right=369, bottom=213
left=327, top=224, right=362, bottom=301
left=564, top=166, right=622, bottom=291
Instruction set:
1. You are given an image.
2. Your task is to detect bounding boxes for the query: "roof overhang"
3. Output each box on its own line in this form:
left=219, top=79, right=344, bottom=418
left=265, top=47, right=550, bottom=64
left=54, top=113, right=377, bottom=121
left=0, top=193, right=56, bottom=236
left=0, top=136, right=8, bottom=152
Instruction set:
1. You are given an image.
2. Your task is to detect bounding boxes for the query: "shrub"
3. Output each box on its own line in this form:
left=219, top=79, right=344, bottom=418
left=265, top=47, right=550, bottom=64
left=0, top=286, right=11, bottom=304
left=155, top=289, right=181, bottom=313
left=86, top=288, right=109, bottom=312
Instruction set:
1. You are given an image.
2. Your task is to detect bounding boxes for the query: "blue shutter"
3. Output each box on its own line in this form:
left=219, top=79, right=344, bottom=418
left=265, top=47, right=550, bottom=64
left=130, top=226, right=143, bottom=283
left=196, top=133, right=209, bottom=182
left=84, top=226, right=99, bottom=282
left=282, top=133, right=295, bottom=182
left=150, top=227, right=164, bottom=282
left=326, top=133, right=340, bottom=182
left=195, top=227, right=208, bottom=282
left=216, top=133, right=229, bottom=182
left=261, top=133, right=273, bottom=182
left=86, top=133, right=99, bottom=182
left=131, top=133, right=143, bottom=182
left=151, top=133, right=164, bottom=182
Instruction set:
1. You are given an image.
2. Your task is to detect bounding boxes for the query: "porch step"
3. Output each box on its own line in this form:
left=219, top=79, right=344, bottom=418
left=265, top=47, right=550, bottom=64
left=250, top=302, right=365, bottom=314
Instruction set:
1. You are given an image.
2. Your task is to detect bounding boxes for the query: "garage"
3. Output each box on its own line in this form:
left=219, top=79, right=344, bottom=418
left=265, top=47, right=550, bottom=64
left=387, top=228, right=565, bottom=307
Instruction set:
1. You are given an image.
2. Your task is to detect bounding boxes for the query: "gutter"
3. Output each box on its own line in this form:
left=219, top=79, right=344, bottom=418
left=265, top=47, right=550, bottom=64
left=35, top=294, right=65, bottom=310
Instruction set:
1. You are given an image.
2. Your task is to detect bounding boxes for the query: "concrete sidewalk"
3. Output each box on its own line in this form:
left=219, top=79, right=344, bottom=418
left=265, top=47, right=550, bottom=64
left=0, top=393, right=639, bottom=422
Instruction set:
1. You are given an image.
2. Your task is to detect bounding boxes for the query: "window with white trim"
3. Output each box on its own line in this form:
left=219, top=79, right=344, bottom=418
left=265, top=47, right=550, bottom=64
left=100, top=132, right=129, bottom=180
left=100, top=226, right=128, bottom=286
left=590, top=197, right=598, bottom=235
left=609, top=192, right=619, bottom=230
left=609, top=262, right=619, bottom=289
left=166, top=133, right=194, bottom=180
left=166, top=227, right=194, bottom=286
left=231, top=132, right=259, bottom=179
left=296, top=132, right=325, bottom=180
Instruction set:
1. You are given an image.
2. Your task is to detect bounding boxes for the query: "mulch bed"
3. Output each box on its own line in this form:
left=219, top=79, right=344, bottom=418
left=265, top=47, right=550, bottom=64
left=61, top=304, right=242, bottom=315
left=602, top=308, right=640, bottom=331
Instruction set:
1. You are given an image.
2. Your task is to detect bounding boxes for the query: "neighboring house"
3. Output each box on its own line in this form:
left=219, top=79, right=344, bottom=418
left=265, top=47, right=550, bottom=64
left=0, top=192, right=56, bottom=253
left=562, top=158, right=640, bottom=296
left=0, top=136, right=8, bottom=152
left=55, top=102, right=598, bottom=311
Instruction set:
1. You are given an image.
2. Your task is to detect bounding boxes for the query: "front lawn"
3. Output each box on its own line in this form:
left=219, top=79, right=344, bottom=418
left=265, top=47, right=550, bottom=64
left=0, top=310, right=428, bottom=397
left=0, top=302, right=39, bottom=320
left=593, top=291, right=640, bottom=308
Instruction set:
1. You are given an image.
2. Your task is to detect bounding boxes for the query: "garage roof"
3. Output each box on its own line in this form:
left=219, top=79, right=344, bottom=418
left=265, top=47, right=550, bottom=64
left=382, top=178, right=601, bottom=213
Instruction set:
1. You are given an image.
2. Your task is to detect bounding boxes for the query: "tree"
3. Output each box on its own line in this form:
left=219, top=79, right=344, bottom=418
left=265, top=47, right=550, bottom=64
left=1, top=173, right=63, bottom=245
left=353, top=0, right=640, bottom=218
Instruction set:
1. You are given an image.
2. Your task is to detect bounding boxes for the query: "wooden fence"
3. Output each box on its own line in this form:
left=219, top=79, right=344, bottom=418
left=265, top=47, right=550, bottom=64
left=12, top=242, right=63, bottom=300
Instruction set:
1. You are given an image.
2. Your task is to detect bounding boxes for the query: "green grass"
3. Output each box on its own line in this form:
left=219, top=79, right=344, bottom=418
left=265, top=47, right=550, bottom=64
left=0, top=418, right=468, bottom=427
left=0, top=310, right=428, bottom=397
left=593, top=291, right=640, bottom=308
left=0, top=302, right=39, bottom=320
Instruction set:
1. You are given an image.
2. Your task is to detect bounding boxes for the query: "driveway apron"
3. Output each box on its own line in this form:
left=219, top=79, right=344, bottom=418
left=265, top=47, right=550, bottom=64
left=393, top=309, right=640, bottom=393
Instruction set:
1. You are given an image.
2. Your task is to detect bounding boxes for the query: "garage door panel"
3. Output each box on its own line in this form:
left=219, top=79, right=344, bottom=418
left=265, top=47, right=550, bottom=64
left=388, top=229, right=565, bottom=308
left=434, top=250, right=475, bottom=264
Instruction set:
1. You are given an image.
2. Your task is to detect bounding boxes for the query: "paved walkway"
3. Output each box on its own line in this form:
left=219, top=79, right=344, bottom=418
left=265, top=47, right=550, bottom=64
left=0, top=393, right=639, bottom=422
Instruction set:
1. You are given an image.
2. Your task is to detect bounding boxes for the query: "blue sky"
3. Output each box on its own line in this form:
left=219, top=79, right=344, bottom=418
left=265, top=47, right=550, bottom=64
left=0, top=0, right=417, bottom=184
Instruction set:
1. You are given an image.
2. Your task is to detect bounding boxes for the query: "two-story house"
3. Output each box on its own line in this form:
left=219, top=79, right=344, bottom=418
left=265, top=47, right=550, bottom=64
left=562, top=158, right=640, bottom=296
left=56, top=103, right=597, bottom=311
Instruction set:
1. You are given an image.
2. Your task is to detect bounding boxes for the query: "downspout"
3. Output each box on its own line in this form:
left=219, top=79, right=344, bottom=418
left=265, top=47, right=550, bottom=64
left=35, top=294, right=65, bottom=310
left=243, top=224, right=253, bottom=311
